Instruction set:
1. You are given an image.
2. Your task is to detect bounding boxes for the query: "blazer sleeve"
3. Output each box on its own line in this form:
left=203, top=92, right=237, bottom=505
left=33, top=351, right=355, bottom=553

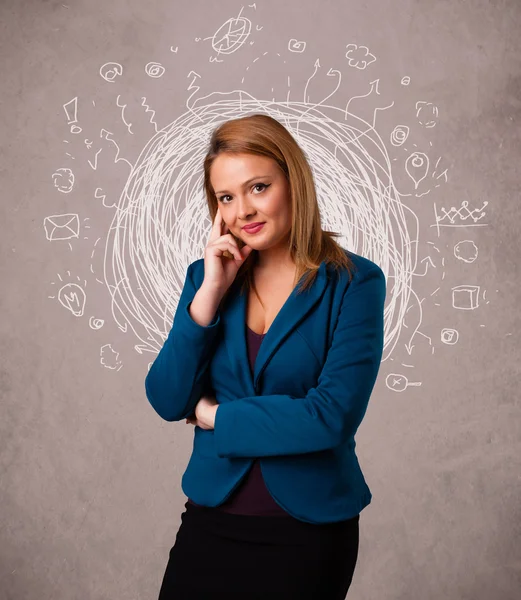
left=213, top=265, right=386, bottom=458
left=144, top=261, right=221, bottom=422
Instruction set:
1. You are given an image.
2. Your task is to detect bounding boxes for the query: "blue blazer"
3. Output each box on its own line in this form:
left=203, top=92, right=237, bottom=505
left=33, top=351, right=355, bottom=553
left=145, top=249, right=386, bottom=524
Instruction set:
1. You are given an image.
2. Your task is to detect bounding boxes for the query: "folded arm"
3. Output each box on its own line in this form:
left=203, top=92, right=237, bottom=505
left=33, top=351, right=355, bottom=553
left=213, top=266, right=386, bottom=458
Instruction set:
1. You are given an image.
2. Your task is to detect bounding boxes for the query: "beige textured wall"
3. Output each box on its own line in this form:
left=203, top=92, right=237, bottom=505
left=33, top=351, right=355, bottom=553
left=1, top=0, right=520, bottom=598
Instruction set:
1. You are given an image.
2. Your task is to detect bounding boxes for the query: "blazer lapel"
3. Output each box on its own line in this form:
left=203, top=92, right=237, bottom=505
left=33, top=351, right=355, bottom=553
left=223, top=260, right=329, bottom=394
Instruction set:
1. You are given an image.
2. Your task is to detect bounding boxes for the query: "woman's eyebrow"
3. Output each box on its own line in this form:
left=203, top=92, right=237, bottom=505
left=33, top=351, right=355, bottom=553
left=215, top=175, right=271, bottom=195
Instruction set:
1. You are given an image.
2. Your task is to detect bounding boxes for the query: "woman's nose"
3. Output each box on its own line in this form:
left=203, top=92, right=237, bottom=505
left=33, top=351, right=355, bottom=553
left=236, top=196, right=255, bottom=219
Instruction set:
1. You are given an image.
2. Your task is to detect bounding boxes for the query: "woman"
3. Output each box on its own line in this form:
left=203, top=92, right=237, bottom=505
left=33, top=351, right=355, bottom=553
left=145, top=114, right=386, bottom=599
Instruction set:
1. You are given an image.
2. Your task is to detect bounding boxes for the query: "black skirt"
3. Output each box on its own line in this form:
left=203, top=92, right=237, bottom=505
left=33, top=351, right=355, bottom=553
left=158, top=501, right=360, bottom=600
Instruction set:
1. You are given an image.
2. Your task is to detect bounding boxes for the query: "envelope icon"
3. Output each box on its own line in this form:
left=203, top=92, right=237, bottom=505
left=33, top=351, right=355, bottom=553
left=44, top=213, right=80, bottom=241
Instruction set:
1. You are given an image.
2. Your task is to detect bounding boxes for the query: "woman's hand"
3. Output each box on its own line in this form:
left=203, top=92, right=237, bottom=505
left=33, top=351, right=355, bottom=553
left=203, top=208, right=253, bottom=293
left=185, top=395, right=218, bottom=430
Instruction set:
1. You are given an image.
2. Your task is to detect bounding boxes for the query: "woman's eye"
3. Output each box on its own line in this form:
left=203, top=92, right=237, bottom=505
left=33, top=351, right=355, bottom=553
left=218, top=183, right=269, bottom=203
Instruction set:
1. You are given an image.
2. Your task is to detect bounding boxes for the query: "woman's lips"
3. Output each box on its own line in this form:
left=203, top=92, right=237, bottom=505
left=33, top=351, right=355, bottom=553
left=242, top=223, right=265, bottom=233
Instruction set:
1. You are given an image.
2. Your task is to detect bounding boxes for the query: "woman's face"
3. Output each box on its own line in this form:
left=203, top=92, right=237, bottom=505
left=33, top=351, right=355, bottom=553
left=209, top=152, right=292, bottom=254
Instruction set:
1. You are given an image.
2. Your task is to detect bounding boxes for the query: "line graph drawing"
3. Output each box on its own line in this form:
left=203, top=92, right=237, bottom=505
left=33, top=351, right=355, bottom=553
left=432, top=200, right=488, bottom=237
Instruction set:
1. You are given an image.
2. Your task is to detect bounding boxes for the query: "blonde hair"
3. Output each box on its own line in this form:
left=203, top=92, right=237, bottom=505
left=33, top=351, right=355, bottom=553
left=202, top=113, right=354, bottom=307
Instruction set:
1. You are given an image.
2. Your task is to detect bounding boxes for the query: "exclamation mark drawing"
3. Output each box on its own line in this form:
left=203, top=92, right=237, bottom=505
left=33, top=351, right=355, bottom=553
left=63, top=97, right=82, bottom=134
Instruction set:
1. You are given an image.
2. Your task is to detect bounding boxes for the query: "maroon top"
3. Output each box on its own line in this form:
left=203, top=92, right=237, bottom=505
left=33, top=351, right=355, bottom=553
left=187, top=324, right=292, bottom=516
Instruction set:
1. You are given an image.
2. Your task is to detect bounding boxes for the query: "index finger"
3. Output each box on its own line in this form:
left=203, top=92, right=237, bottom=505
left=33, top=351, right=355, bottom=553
left=208, top=207, right=224, bottom=243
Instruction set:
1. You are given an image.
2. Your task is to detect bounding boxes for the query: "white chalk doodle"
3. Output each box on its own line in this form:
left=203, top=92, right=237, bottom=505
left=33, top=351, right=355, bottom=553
left=43, top=213, right=80, bottom=241
left=134, top=344, right=154, bottom=354
left=101, top=128, right=132, bottom=168
left=454, top=240, right=478, bottom=263
left=430, top=156, right=449, bottom=184
left=416, top=101, right=439, bottom=128
left=89, top=236, right=105, bottom=285
left=300, top=59, right=341, bottom=110
left=345, top=44, right=376, bottom=69
left=116, top=95, right=133, bottom=134
left=52, top=167, right=74, bottom=193
left=145, top=62, right=165, bottom=78
left=402, top=285, right=435, bottom=356
left=47, top=34, right=488, bottom=377
left=396, top=150, right=449, bottom=198
left=59, top=283, right=86, bottom=317
left=210, top=8, right=252, bottom=55
left=240, top=49, right=272, bottom=86
left=99, top=62, right=123, bottom=83
left=48, top=272, right=87, bottom=317
left=386, top=373, right=422, bottom=392
left=288, top=39, right=306, bottom=53
left=141, top=97, right=159, bottom=133
left=432, top=200, right=488, bottom=237
left=343, top=79, right=395, bottom=131
left=100, top=344, right=123, bottom=370
left=186, top=71, right=202, bottom=112
left=390, top=125, right=409, bottom=147
left=88, top=148, right=103, bottom=170
left=405, top=152, right=429, bottom=189
left=89, top=317, right=104, bottom=330
left=452, top=285, right=480, bottom=310
left=441, top=328, right=459, bottom=345
left=94, top=187, right=116, bottom=209
left=102, top=89, right=415, bottom=360
left=63, top=97, right=82, bottom=134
